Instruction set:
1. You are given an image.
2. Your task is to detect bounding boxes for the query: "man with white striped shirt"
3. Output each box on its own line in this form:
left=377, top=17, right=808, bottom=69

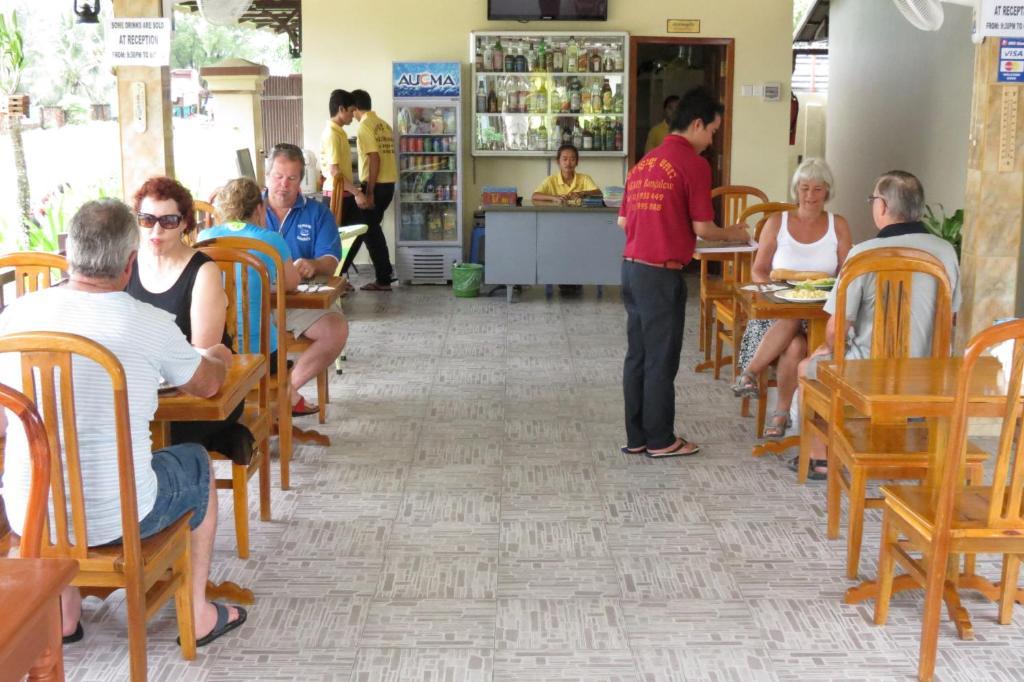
left=0, top=199, right=248, bottom=648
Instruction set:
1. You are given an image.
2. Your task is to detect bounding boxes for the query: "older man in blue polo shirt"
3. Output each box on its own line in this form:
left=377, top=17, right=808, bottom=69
left=263, top=142, right=347, bottom=416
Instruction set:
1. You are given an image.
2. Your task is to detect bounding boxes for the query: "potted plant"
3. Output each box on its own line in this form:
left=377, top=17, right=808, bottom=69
left=921, top=204, right=963, bottom=259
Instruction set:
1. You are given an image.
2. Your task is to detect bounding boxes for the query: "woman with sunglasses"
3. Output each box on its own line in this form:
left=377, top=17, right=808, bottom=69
left=126, top=177, right=250, bottom=461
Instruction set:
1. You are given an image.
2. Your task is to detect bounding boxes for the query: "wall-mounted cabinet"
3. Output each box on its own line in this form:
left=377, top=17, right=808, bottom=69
left=470, top=31, right=629, bottom=158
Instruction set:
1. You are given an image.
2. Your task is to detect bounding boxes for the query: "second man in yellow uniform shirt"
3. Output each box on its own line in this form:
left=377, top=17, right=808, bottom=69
left=343, top=89, right=398, bottom=290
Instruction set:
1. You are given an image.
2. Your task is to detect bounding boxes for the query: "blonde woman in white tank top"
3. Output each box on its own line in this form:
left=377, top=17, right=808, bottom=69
left=731, top=159, right=852, bottom=439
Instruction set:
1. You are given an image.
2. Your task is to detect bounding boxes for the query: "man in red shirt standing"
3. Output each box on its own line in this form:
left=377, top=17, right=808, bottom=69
left=619, top=87, right=750, bottom=458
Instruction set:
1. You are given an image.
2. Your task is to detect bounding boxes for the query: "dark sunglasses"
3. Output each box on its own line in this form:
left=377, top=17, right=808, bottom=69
left=137, top=213, right=184, bottom=229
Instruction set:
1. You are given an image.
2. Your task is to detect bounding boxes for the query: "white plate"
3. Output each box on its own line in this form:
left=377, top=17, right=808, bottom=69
left=775, top=289, right=829, bottom=303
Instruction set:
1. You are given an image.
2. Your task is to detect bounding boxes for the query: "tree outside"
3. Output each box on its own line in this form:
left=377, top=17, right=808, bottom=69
left=0, top=4, right=296, bottom=251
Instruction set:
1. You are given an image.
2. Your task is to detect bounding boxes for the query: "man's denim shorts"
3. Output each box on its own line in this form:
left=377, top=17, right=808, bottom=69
left=138, top=443, right=211, bottom=539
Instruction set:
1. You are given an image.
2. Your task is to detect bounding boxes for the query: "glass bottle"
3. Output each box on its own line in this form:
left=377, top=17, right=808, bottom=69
left=514, top=44, right=527, bottom=73
left=569, top=79, right=581, bottom=113
left=590, top=47, right=602, bottom=73
left=590, top=79, right=602, bottom=113
left=581, top=85, right=592, bottom=114
left=614, top=122, right=623, bottom=151
left=552, top=44, right=564, bottom=72
left=527, top=42, right=538, bottom=72
left=578, top=43, right=589, bottom=73
left=483, top=42, right=493, bottom=73
left=549, top=84, right=562, bottom=114
left=582, top=121, right=594, bottom=151
left=613, top=84, right=624, bottom=113
left=504, top=45, right=515, bottom=72
left=603, top=120, right=615, bottom=151
left=592, top=119, right=603, bottom=151
left=487, top=82, right=498, bottom=113
left=561, top=124, right=572, bottom=146
left=503, top=75, right=516, bottom=113
left=475, top=46, right=483, bottom=73
left=601, top=78, right=613, bottom=113
left=537, top=122, right=548, bottom=152
left=603, top=49, right=615, bottom=73
left=566, top=36, right=578, bottom=73
left=518, top=77, right=530, bottom=114
left=572, top=121, right=583, bottom=150
left=493, top=38, right=504, bottom=72
left=476, top=80, right=487, bottom=113
left=536, top=80, right=548, bottom=113
left=613, top=45, right=624, bottom=72
left=537, top=37, right=547, bottom=72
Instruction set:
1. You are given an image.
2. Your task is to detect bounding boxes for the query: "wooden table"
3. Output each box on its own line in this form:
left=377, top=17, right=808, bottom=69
left=818, top=355, right=1010, bottom=638
left=734, top=284, right=830, bottom=457
left=152, top=354, right=265, bottom=605
left=284, top=275, right=345, bottom=310
left=0, top=557, right=78, bottom=682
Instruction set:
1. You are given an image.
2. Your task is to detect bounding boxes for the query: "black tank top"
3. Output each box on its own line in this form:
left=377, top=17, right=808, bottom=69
left=127, top=251, right=232, bottom=348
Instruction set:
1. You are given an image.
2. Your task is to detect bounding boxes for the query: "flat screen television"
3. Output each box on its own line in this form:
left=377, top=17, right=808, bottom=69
left=488, top=0, right=608, bottom=21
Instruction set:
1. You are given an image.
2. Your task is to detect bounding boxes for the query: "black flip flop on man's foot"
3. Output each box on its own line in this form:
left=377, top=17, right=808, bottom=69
left=787, top=455, right=827, bottom=481
left=646, top=438, right=701, bottom=458
left=178, top=603, right=247, bottom=648
left=62, top=622, right=83, bottom=645
left=620, top=445, right=646, bottom=455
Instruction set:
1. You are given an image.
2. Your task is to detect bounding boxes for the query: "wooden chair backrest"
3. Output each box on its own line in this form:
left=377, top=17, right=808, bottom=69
left=0, top=332, right=141, bottom=570
left=0, top=252, right=69, bottom=305
left=943, top=319, right=1024, bottom=529
left=831, top=247, right=953, bottom=368
left=711, top=185, right=770, bottom=227
left=194, top=200, right=219, bottom=230
left=0, top=382, right=51, bottom=557
left=738, top=202, right=798, bottom=242
left=193, top=236, right=288, bottom=382
left=196, top=245, right=271, bottom=410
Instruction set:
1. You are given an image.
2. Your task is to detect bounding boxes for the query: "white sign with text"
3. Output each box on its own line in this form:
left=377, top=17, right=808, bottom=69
left=104, top=17, right=171, bottom=67
left=978, top=1, right=1024, bottom=39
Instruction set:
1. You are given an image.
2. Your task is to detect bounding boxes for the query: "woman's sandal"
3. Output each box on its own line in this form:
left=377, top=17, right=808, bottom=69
left=787, top=455, right=828, bottom=481
left=763, top=411, right=791, bottom=440
left=730, top=371, right=759, bottom=398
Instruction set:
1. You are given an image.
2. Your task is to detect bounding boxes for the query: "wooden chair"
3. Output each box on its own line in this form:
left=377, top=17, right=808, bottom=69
left=695, top=185, right=769, bottom=371
left=196, top=246, right=273, bottom=559
left=0, top=331, right=196, bottom=681
left=813, top=247, right=986, bottom=580
left=711, top=201, right=796, bottom=382
left=873, top=319, right=1024, bottom=682
left=194, top=236, right=295, bottom=489
left=0, top=252, right=68, bottom=301
left=194, top=200, right=219, bottom=230
left=0, top=382, right=51, bottom=557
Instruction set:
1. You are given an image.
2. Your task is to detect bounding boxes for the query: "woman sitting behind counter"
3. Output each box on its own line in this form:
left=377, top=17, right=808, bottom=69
left=531, top=144, right=604, bottom=206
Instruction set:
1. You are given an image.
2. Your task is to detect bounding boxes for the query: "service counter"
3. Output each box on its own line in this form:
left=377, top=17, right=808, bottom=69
left=483, top=205, right=624, bottom=302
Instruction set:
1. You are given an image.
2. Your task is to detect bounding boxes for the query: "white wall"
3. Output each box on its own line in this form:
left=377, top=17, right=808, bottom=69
left=828, top=0, right=974, bottom=241
left=302, top=0, right=794, bottom=260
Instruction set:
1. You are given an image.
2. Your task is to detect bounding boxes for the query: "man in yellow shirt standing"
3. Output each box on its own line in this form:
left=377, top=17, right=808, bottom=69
left=643, top=95, right=680, bottom=155
left=319, top=89, right=363, bottom=206
left=531, top=144, right=603, bottom=206
left=344, top=89, right=398, bottom=291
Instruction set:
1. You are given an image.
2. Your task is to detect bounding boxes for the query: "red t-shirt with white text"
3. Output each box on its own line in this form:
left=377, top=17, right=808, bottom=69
left=619, top=135, right=715, bottom=265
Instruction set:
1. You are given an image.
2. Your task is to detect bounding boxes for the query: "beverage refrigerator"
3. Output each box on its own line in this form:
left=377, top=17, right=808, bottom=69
left=392, top=62, right=463, bottom=284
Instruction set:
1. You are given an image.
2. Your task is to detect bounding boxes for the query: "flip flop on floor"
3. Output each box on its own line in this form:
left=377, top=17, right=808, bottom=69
left=178, top=603, right=247, bottom=648
left=360, top=281, right=392, bottom=291
left=646, top=439, right=701, bottom=458
left=787, top=455, right=828, bottom=481
left=620, top=445, right=646, bottom=455
left=62, top=622, right=83, bottom=645
left=291, top=396, right=319, bottom=417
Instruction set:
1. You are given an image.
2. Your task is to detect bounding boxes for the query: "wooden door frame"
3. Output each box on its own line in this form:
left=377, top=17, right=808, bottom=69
left=628, top=36, right=735, bottom=187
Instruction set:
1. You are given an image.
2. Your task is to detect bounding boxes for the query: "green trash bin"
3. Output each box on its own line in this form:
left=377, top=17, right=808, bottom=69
left=452, top=262, right=483, bottom=298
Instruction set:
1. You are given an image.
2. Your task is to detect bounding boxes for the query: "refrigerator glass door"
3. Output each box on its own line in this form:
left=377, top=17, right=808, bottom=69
left=395, top=103, right=460, bottom=245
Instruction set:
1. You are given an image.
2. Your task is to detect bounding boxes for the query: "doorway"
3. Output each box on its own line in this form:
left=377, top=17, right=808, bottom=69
left=629, top=37, right=734, bottom=189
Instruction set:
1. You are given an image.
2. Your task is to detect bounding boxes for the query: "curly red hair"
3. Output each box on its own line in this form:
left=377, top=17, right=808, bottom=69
left=133, top=176, right=197, bottom=235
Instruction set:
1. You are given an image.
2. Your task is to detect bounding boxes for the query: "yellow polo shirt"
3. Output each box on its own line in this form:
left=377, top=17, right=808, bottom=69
left=356, top=111, right=398, bottom=184
left=644, top=120, right=670, bottom=154
left=534, top=172, right=599, bottom=197
left=319, top=119, right=353, bottom=184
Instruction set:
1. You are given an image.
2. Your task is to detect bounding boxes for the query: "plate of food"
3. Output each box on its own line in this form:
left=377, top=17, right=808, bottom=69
left=787, top=277, right=836, bottom=290
left=775, top=288, right=830, bottom=303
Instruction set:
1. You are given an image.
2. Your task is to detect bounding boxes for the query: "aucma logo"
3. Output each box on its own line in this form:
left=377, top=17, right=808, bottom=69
left=397, top=72, right=457, bottom=88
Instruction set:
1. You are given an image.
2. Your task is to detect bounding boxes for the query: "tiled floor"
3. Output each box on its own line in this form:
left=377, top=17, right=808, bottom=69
left=63, top=279, right=1024, bottom=681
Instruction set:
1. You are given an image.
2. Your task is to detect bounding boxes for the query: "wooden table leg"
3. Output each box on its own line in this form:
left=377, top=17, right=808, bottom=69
left=27, top=597, right=64, bottom=682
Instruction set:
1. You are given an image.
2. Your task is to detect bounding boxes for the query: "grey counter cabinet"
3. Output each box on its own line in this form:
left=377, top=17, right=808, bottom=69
left=483, top=207, right=624, bottom=302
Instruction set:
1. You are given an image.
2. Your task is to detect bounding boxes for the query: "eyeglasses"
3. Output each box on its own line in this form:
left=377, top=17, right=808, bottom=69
left=866, top=195, right=885, bottom=205
left=137, top=213, right=184, bottom=229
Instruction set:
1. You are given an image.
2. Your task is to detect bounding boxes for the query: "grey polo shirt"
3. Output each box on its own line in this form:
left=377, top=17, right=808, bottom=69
left=823, top=222, right=961, bottom=360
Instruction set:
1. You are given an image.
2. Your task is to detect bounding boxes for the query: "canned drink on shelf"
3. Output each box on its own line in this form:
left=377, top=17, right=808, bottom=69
left=424, top=137, right=433, bottom=153
left=400, top=137, right=409, bottom=153
left=413, top=137, right=423, bottom=152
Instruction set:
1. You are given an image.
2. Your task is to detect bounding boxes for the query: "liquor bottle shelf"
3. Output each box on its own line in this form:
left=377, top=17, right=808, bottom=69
left=475, top=112, right=624, bottom=117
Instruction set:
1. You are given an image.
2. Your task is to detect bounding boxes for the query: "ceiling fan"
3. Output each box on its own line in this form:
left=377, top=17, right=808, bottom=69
left=891, top=0, right=982, bottom=41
